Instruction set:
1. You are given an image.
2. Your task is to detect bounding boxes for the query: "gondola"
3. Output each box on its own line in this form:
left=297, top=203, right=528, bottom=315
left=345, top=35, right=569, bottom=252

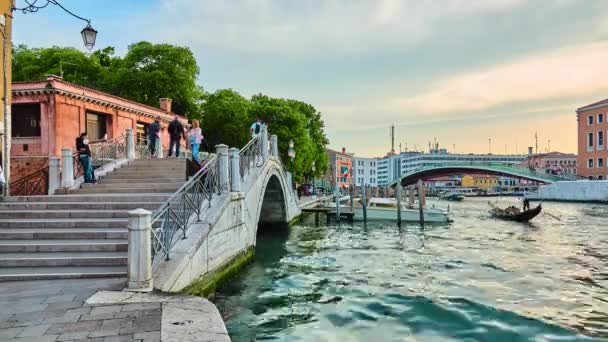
left=489, top=203, right=542, bottom=222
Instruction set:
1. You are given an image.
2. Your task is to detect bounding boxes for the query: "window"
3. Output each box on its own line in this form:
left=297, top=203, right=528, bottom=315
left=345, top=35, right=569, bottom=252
left=599, top=131, right=604, bottom=148
left=599, top=175, right=604, bottom=180
left=12, top=104, right=41, bottom=137
left=589, top=115, right=593, bottom=125
left=588, top=132, right=594, bottom=150
left=599, top=158, right=604, bottom=168
left=600, top=113, right=604, bottom=123
left=136, top=123, right=148, bottom=144
left=588, top=159, right=594, bottom=168
left=86, top=112, right=107, bottom=141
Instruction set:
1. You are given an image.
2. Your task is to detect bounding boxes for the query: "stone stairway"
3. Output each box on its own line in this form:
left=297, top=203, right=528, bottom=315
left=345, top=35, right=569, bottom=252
left=0, top=158, right=186, bottom=281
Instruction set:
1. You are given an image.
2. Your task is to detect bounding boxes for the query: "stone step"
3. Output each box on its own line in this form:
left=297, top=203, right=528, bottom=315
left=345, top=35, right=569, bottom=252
left=98, top=178, right=184, bottom=184
left=104, top=170, right=184, bottom=177
left=0, top=209, right=134, bottom=219
left=0, top=201, right=163, bottom=210
left=70, top=186, right=180, bottom=194
left=119, top=165, right=186, bottom=170
left=2, top=194, right=173, bottom=203
left=0, top=239, right=127, bottom=253
left=0, top=266, right=126, bottom=281
left=129, top=159, right=186, bottom=164
left=0, top=218, right=128, bottom=228
left=101, top=173, right=184, bottom=180
left=0, top=228, right=127, bottom=240
left=81, top=182, right=184, bottom=189
left=0, top=251, right=127, bottom=267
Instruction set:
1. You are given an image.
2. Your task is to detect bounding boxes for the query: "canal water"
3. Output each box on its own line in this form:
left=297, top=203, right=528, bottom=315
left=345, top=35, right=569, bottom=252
left=213, top=198, right=607, bottom=341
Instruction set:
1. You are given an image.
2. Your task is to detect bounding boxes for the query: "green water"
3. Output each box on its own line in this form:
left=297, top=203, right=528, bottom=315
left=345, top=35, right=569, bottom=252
left=214, top=198, right=607, bottom=341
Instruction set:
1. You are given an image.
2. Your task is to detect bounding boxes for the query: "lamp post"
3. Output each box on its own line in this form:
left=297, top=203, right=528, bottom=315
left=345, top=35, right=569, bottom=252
left=311, top=160, right=316, bottom=197
left=288, top=139, right=296, bottom=190
left=1, top=1, right=96, bottom=196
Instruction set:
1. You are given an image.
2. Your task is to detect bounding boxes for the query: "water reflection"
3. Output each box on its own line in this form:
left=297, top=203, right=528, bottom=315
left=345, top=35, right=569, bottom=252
left=213, top=198, right=607, bottom=341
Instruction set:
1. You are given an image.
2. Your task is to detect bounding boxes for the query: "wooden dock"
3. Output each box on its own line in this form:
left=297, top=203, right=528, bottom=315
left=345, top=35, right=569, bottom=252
left=301, top=207, right=355, bottom=223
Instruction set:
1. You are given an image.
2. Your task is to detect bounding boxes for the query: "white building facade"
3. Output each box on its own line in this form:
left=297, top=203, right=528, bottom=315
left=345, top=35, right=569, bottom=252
left=352, top=157, right=378, bottom=187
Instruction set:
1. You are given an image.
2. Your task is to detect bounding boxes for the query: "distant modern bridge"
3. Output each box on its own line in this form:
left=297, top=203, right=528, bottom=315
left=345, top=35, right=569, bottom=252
left=389, top=162, right=576, bottom=187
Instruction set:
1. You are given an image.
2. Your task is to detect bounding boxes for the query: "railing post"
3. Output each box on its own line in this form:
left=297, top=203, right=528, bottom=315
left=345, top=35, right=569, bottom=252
left=261, top=124, right=269, bottom=162
left=48, top=157, right=60, bottom=195
left=270, top=134, right=278, bottom=157
left=229, top=147, right=241, bottom=192
left=156, top=137, right=164, bottom=159
left=126, top=128, right=135, bottom=160
left=126, top=208, right=153, bottom=292
left=61, top=148, right=74, bottom=189
left=216, top=144, right=230, bottom=193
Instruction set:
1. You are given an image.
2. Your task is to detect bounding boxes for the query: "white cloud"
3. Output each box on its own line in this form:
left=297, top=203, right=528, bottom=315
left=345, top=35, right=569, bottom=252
left=396, top=41, right=608, bottom=113
left=151, top=0, right=525, bottom=57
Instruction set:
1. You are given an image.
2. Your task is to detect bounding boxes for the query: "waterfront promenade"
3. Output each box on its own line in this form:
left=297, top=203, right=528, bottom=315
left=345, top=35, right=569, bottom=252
left=0, top=278, right=229, bottom=341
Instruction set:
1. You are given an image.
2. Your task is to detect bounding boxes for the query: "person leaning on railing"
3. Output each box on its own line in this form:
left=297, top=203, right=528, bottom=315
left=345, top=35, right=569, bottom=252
left=188, top=119, right=203, bottom=165
left=148, top=117, right=161, bottom=158
left=76, top=132, right=96, bottom=184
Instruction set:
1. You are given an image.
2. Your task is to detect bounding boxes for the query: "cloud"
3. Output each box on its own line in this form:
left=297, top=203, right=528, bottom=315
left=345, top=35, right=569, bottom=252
left=151, top=0, right=525, bottom=57
left=397, top=41, right=608, bottom=113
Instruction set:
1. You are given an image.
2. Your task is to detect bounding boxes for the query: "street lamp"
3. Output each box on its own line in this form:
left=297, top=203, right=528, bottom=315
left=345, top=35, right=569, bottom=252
left=1, top=1, right=96, bottom=196
left=288, top=139, right=296, bottom=189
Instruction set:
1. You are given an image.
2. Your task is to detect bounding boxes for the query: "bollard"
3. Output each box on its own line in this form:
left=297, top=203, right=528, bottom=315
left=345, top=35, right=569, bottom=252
left=229, top=147, right=241, bottom=192
left=126, top=208, right=153, bottom=292
left=48, top=157, right=60, bottom=195
left=261, top=125, right=269, bottom=162
left=270, top=135, right=278, bottom=157
left=61, top=148, right=74, bottom=189
left=216, top=144, right=230, bottom=193
left=126, top=128, right=135, bottom=160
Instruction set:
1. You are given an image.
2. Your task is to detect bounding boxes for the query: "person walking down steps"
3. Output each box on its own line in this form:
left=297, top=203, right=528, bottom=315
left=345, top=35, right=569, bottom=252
left=188, top=119, right=203, bottom=165
left=148, top=117, right=161, bottom=158
left=168, top=115, right=184, bottom=157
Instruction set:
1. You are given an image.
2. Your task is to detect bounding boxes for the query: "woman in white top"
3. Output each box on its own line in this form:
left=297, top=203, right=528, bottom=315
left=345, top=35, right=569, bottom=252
left=188, top=119, right=203, bottom=164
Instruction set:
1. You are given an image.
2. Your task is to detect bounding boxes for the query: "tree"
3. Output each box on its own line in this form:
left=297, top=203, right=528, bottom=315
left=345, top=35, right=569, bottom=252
left=113, top=41, right=203, bottom=116
left=12, top=42, right=204, bottom=118
left=201, top=89, right=251, bottom=150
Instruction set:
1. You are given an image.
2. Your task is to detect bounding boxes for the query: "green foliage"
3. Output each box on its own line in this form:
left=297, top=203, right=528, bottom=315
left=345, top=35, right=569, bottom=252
left=12, top=44, right=329, bottom=178
left=12, top=43, right=203, bottom=117
left=201, top=89, right=251, bottom=150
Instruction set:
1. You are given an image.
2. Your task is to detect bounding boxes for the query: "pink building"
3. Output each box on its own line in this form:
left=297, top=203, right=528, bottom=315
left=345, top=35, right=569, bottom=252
left=9, top=75, right=186, bottom=180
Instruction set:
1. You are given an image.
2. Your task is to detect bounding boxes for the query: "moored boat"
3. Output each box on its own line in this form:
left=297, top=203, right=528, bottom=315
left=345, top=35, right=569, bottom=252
left=356, top=198, right=452, bottom=223
left=438, top=191, right=465, bottom=201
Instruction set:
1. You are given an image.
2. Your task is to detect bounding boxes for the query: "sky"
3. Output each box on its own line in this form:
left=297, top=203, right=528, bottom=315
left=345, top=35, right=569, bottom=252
left=12, top=0, right=608, bottom=157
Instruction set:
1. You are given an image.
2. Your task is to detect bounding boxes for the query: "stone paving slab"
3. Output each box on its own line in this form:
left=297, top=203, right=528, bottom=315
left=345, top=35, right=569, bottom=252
left=0, top=278, right=230, bottom=341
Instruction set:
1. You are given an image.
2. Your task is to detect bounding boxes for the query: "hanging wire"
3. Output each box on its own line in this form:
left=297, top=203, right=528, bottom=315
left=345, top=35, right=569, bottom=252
left=13, top=0, right=91, bottom=24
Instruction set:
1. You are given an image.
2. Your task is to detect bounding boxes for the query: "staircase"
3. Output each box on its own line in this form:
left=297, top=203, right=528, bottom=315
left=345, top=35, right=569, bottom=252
left=0, top=158, right=186, bottom=281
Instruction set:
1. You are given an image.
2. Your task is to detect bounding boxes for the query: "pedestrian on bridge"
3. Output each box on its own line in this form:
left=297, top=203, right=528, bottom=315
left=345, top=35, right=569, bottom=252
left=188, top=119, right=203, bottom=164
left=168, top=115, right=185, bottom=157
left=76, top=132, right=95, bottom=183
left=250, top=118, right=262, bottom=138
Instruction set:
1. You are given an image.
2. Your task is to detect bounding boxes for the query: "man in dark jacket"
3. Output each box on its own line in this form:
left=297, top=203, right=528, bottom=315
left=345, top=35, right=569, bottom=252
left=148, top=118, right=161, bottom=157
left=168, top=115, right=184, bottom=157
left=76, top=132, right=95, bottom=183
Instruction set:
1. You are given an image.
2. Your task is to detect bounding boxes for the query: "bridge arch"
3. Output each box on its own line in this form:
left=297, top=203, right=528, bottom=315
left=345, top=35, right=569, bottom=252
left=250, top=161, right=297, bottom=239
left=390, top=164, right=569, bottom=188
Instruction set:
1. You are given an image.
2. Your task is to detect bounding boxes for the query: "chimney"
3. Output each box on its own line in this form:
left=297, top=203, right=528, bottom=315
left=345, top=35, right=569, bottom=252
left=159, top=98, right=172, bottom=113
left=527, top=146, right=533, bottom=156
left=342, top=147, right=346, bottom=154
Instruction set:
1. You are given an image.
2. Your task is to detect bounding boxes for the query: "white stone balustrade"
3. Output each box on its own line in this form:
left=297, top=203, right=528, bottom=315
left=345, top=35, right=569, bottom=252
left=48, top=157, right=60, bottom=195
left=216, top=144, right=230, bottom=193
left=229, top=147, right=241, bottom=192
left=126, top=128, right=135, bottom=160
left=270, top=135, right=278, bottom=157
left=126, top=208, right=154, bottom=292
left=61, top=148, right=74, bottom=189
left=261, top=125, right=269, bottom=162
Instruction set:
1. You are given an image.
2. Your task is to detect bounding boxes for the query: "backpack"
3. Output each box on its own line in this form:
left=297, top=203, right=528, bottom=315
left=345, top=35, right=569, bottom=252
left=254, top=123, right=260, bottom=134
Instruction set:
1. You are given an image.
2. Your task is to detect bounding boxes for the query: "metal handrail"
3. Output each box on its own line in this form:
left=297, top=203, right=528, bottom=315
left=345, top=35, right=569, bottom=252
left=9, top=165, right=50, bottom=196
left=150, top=156, right=220, bottom=267
left=239, top=135, right=262, bottom=180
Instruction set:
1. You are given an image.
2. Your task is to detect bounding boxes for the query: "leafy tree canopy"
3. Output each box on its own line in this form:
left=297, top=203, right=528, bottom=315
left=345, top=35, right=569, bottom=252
left=12, top=42, right=203, bottom=117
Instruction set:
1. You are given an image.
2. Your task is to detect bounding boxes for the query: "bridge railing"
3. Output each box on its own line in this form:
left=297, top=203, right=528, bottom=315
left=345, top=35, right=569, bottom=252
left=150, top=155, right=220, bottom=268
left=239, top=135, right=263, bottom=180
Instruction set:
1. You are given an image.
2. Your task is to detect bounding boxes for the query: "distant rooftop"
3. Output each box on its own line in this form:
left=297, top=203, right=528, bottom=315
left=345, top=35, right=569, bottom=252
left=577, top=98, right=608, bottom=112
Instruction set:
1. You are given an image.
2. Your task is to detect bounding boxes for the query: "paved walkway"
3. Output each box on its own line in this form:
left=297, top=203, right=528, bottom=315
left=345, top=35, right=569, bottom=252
left=0, top=278, right=229, bottom=342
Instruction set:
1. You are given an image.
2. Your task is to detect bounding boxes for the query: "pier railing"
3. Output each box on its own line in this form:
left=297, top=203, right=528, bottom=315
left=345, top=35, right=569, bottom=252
left=239, top=135, right=263, bottom=180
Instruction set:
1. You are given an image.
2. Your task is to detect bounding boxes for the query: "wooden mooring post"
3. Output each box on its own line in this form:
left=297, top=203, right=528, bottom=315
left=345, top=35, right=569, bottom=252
left=417, top=179, right=425, bottom=227
left=396, top=184, right=402, bottom=225
left=361, top=183, right=367, bottom=223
